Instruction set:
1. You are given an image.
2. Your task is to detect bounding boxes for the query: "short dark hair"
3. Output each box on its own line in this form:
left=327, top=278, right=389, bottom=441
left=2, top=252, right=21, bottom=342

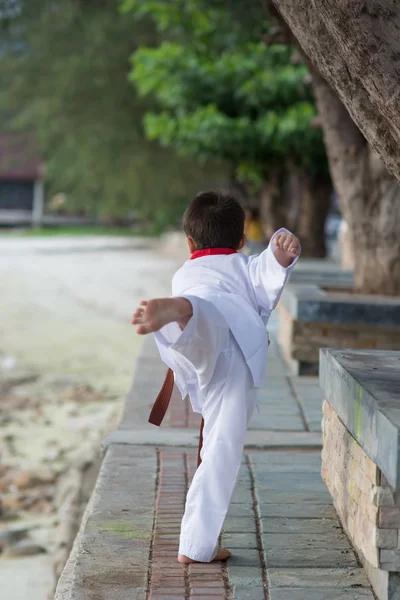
left=183, top=189, right=245, bottom=250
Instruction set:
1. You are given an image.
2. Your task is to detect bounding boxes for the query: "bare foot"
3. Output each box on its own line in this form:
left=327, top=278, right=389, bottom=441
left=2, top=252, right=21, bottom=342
left=131, top=298, right=193, bottom=334
left=177, top=548, right=232, bottom=564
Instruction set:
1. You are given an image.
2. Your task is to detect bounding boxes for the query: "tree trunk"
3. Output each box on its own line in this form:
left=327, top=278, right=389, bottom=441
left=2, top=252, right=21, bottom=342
left=271, top=0, right=400, bottom=186
left=260, top=167, right=331, bottom=257
left=263, top=2, right=400, bottom=294
left=310, top=69, right=400, bottom=295
left=291, top=169, right=331, bottom=258
left=259, top=170, right=289, bottom=239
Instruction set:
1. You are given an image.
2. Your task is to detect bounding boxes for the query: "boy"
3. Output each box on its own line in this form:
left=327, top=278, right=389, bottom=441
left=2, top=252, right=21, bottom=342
left=132, top=189, right=300, bottom=564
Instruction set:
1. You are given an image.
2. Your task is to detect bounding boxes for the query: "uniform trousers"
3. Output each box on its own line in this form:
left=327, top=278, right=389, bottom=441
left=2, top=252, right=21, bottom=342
left=156, top=296, right=258, bottom=562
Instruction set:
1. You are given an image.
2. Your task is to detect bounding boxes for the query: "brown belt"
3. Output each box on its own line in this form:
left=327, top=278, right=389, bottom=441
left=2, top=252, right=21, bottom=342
left=149, top=368, right=204, bottom=468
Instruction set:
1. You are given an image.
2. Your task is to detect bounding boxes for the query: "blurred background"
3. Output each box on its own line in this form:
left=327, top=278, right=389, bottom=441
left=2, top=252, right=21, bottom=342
left=0, top=1, right=382, bottom=598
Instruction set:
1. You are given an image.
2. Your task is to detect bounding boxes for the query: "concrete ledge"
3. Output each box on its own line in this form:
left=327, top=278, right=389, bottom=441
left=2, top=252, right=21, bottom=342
left=288, top=259, right=353, bottom=289
left=281, top=284, right=400, bottom=326
left=320, top=349, right=400, bottom=490
left=55, top=445, right=156, bottom=600
left=278, top=284, right=400, bottom=376
left=320, top=350, right=400, bottom=599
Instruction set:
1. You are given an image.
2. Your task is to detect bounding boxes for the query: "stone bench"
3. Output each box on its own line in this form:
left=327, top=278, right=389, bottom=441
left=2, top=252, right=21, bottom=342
left=320, top=349, right=400, bottom=600
left=288, top=258, right=353, bottom=288
left=279, top=283, right=400, bottom=375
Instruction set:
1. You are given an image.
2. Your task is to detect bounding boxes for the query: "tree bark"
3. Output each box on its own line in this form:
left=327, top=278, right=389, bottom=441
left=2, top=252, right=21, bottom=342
left=311, top=69, right=400, bottom=294
left=294, top=170, right=331, bottom=258
left=260, top=166, right=331, bottom=257
left=259, top=170, right=290, bottom=238
left=271, top=0, right=400, bottom=186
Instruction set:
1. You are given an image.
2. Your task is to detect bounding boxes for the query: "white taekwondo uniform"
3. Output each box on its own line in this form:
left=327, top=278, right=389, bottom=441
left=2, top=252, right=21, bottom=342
left=154, top=228, right=299, bottom=561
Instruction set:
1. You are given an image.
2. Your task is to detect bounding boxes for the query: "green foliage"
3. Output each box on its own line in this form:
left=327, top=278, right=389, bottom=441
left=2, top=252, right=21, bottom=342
left=124, top=0, right=327, bottom=188
left=0, top=0, right=221, bottom=220
left=121, top=0, right=263, bottom=45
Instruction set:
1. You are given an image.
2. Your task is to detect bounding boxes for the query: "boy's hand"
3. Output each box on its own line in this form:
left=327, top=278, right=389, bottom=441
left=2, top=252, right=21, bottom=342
left=275, top=233, right=301, bottom=257
left=274, top=233, right=301, bottom=267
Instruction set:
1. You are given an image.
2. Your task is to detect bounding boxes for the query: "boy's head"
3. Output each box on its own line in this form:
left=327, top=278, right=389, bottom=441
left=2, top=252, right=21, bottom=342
left=183, top=189, right=246, bottom=251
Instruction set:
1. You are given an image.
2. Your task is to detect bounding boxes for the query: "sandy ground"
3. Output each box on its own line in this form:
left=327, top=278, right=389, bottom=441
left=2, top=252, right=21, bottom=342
left=0, top=234, right=182, bottom=600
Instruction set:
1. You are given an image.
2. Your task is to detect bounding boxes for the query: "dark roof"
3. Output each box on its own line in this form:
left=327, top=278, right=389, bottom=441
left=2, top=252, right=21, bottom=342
left=0, top=133, right=43, bottom=181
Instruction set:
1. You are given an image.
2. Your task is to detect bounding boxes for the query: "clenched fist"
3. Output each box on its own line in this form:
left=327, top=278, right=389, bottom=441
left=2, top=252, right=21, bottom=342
left=274, top=233, right=301, bottom=267
left=275, top=233, right=301, bottom=257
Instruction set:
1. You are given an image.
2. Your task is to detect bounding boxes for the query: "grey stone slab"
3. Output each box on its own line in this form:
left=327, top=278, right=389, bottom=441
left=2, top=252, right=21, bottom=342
left=227, top=504, right=256, bottom=518
left=249, top=415, right=305, bottom=431
left=265, top=546, right=358, bottom=568
left=233, top=586, right=265, bottom=600
left=257, top=394, right=296, bottom=402
left=262, top=532, right=349, bottom=550
left=288, top=261, right=353, bottom=288
left=268, top=567, right=371, bottom=589
left=258, top=490, right=332, bottom=504
left=281, top=282, right=400, bottom=326
left=252, top=459, right=322, bottom=474
left=228, top=567, right=264, bottom=588
left=235, top=479, right=253, bottom=490
left=227, top=560, right=262, bottom=587
left=251, top=452, right=321, bottom=469
left=269, top=588, right=374, bottom=600
left=256, top=405, right=302, bottom=413
left=320, top=349, right=400, bottom=490
left=245, top=431, right=321, bottom=449
left=259, top=503, right=336, bottom=519
left=261, top=518, right=343, bottom=535
left=255, top=474, right=329, bottom=493
left=223, top=533, right=259, bottom=549
left=257, top=390, right=297, bottom=399
left=255, top=411, right=304, bottom=422
left=223, top=517, right=257, bottom=533
left=228, top=549, right=261, bottom=568
left=231, top=488, right=253, bottom=504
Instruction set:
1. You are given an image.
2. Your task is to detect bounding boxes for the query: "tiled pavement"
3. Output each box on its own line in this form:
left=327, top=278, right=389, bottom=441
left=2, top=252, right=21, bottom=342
left=148, top=446, right=374, bottom=599
left=145, top=315, right=375, bottom=599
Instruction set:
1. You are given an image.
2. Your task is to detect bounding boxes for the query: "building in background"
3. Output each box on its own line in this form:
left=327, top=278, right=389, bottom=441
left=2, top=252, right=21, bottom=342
left=0, top=133, right=44, bottom=226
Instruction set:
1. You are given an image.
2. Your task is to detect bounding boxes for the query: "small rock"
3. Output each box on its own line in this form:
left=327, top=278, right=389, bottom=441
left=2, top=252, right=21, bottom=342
left=1, top=494, right=24, bottom=512
left=14, top=468, right=57, bottom=489
left=0, top=480, right=10, bottom=493
left=0, top=528, right=28, bottom=550
left=43, top=448, right=63, bottom=462
left=2, top=540, right=46, bottom=558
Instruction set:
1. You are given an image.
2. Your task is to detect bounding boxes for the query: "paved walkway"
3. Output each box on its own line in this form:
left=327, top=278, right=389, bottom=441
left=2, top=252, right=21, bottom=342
left=142, top=317, right=374, bottom=599
left=57, top=314, right=375, bottom=600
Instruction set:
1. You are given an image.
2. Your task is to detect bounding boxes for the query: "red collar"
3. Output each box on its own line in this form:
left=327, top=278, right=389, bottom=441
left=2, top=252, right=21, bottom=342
left=190, top=247, right=237, bottom=260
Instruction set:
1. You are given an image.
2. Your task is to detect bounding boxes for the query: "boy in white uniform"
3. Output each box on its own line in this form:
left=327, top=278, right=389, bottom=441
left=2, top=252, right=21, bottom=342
left=132, top=189, right=301, bottom=564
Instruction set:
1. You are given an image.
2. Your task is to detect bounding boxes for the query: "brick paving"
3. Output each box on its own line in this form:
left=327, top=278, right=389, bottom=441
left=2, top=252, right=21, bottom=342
left=149, top=450, right=227, bottom=600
